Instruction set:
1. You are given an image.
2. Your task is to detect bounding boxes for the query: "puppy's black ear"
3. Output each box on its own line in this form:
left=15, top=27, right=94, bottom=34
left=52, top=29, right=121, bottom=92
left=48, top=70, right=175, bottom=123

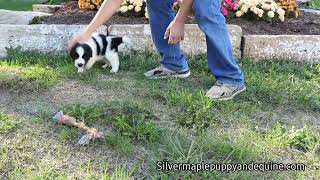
left=82, top=44, right=92, bottom=62
left=69, top=43, right=80, bottom=59
left=111, top=37, right=125, bottom=52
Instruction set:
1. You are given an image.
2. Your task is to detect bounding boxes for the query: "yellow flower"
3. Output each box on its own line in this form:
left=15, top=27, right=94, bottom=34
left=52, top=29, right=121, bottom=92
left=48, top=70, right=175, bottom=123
left=279, top=15, right=285, bottom=21
left=128, top=5, right=134, bottom=10
left=277, top=8, right=285, bottom=16
left=236, top=11, right=243, bottom=17
left=136, top=1, right=143, bottom=7
left=240, top=5, right=249, bottom=13
left=261, top=4, right=270, bottom=10
left=134, top=6, right=141, bottom=12
left=258, top=9, right=264, bottom=17
left=120, top=6, right=128, bottom=13
left=267, top=10, right=275, bottom=18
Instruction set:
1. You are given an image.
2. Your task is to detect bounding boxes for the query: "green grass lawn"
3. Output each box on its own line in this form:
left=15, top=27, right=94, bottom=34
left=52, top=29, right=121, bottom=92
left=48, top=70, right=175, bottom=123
left=0, top=49, right=319, bottom=179
left=0, top=0, right=66, bottom=11
left=310, top=0, right=320, bottom=9
left=0, top=0, right=41, bottom=11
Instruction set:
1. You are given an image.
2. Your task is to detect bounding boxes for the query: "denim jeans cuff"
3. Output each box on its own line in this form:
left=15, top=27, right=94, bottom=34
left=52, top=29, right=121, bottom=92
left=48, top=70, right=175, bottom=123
left=161, top=63, right=189, bottom=73
left=216, top=80, right=245, bottom=87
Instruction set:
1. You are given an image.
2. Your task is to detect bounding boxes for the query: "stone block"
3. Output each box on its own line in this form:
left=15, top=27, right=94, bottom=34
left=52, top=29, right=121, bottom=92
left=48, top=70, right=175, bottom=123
left=243, top=35, right=320, bottom=63
left=0, top=9, right=51, bottom=25
left=32, top=4, right=62, bottom=14
left=0, top=24, right=108, bottom=58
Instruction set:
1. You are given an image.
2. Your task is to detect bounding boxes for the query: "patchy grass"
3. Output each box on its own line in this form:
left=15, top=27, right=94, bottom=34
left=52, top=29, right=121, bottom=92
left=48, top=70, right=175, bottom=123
left=0, top=113, right=21, bottom=133
left=0, top=50, right=74, bottom=92
left=62, top=102, right=163, bottom=153
left=0, top=64, right=60, bottom=92
left=58, top=126, right=79, bottom=142
left=0, top=50, right=319, bottom=178
left=267, top=122, right=320, bottom=152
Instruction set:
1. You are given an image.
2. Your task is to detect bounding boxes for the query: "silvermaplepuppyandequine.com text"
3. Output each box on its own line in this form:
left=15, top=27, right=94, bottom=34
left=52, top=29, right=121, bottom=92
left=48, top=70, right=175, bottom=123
left=156, top=161, right=307, bottom=173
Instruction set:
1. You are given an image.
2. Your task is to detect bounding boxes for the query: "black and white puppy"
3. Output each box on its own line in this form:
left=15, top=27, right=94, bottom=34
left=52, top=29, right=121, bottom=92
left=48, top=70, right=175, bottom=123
left=70, top=33, right=130, bottom=73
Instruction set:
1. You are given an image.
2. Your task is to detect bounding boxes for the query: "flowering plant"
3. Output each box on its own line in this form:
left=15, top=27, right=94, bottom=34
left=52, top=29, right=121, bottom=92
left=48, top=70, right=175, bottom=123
left=276, top=0, right=301, bottom=18
left=221, top=0, right=238, bottom=16
left=78, top=0, right=148, bottom=18
left=78, top=0, right=103, bottom=10
left=78, top=0, right=297, bottom=22
left=173, top=0, right=238, bottom=17
left=119, top=0, right=147, bottom=18
left=235, top=0, right=286, bottom=21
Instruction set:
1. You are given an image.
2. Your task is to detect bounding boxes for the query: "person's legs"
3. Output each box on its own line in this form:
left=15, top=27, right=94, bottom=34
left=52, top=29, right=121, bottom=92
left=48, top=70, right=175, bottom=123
left=192, top=0, right=245, bottom=100
left=192, top=0, right=245, bottom=87
left=146, top=0, right=189, bottom=73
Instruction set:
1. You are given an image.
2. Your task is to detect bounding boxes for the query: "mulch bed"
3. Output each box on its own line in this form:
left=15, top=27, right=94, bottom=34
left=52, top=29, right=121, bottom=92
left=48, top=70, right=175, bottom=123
left=43, top=1, right=320, bottom=35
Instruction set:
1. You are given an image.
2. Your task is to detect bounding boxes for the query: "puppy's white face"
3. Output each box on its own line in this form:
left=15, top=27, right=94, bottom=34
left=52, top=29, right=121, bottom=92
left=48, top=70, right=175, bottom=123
left=70, top=44, right=93, bottom=73
left=74, top=47, right=85, bottom=73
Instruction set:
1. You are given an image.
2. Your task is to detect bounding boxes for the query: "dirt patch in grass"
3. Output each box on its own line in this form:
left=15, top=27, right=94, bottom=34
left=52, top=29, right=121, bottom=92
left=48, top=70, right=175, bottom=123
left=0, top=89, right=11, bottom=108
left=252, top=108, right=320, bottom=130
left=0, top=78, right=136, bottom=116
left=42, top=1, right=320, bottom=35
left=46, top=80, right=107, bottom=105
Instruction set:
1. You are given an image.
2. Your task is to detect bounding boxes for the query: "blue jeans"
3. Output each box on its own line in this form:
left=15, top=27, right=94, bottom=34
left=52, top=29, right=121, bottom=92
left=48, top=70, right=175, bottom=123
left=147, top=0, right=245, bottom=86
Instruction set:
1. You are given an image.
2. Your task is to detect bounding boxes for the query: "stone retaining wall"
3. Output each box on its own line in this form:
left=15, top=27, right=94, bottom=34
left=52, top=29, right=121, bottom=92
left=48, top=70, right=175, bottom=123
left=0, top=25, right=108, bottom=58
left=0, top=24, right=319, bottom=63
left=32, top=4, right=62, bottom=14
left=0, top=9, right=51, bottom=25
left=108, top=24, right=242, bottom=58
left=243, top=35, right=320, bottom=63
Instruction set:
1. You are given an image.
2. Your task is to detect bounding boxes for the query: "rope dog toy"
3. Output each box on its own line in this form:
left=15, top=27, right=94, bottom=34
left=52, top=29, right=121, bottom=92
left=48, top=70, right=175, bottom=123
left=53, top=111, right=104, bottom=145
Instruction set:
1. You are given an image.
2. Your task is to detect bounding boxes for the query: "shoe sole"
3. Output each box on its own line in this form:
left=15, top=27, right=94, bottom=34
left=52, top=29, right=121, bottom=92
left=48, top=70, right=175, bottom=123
left=207, top=86, right=246, bottom=101
left=146, top=71, right=191, bottom=79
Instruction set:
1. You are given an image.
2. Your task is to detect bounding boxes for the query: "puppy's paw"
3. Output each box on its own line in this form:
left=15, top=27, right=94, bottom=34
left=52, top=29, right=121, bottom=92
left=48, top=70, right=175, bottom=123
left=102, top=64, right=109, bottom=69
left=110, top=69, right=118, bottom=74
